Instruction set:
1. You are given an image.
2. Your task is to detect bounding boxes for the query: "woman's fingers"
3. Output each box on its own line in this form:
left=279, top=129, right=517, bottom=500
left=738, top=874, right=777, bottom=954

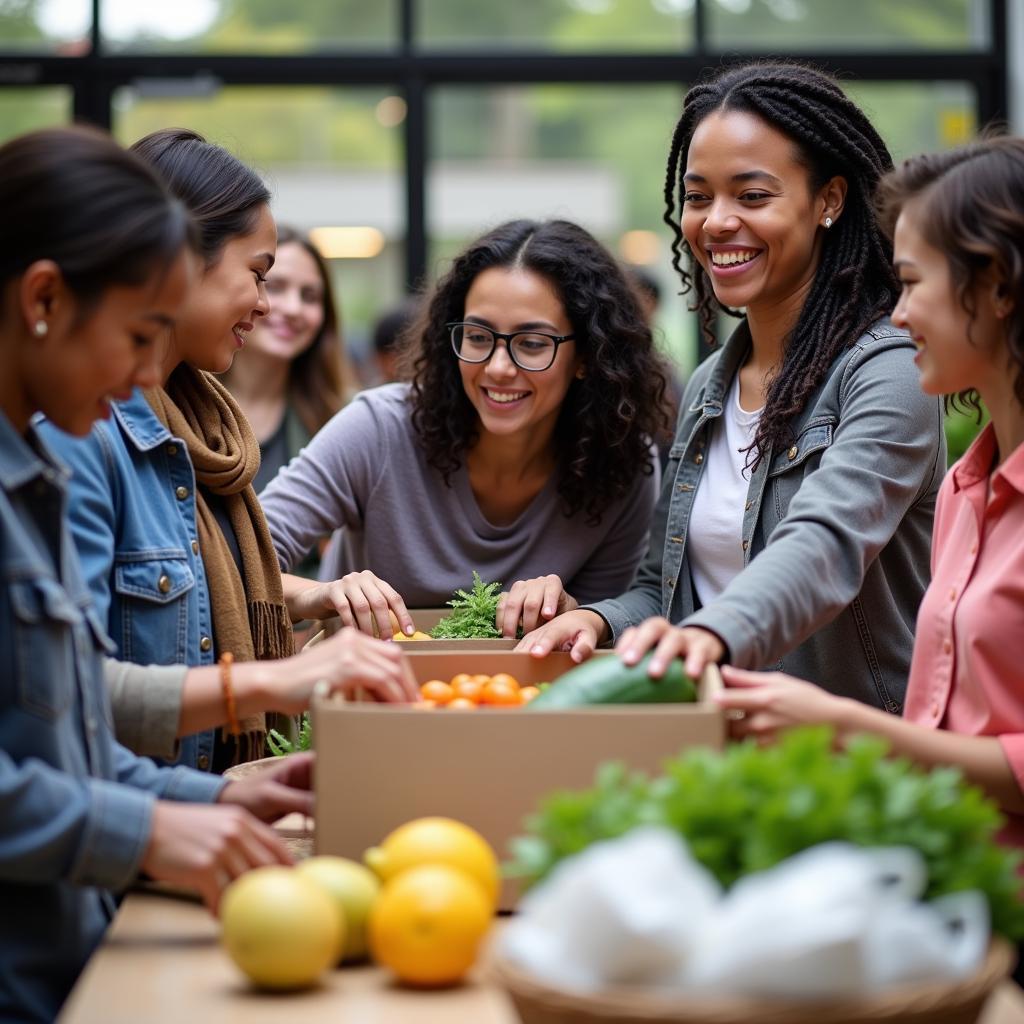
left=499, top=576, right=568, bottom=636
left=616, top=618, right=672, bottom=666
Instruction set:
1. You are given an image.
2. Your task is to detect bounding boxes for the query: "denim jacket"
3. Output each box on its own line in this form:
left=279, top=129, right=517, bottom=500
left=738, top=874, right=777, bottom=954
left=40, top=391, right=218, bottom=770
left=0, top=410, right=224, bottom=1023
left=589, top=319, right=945, bottom=711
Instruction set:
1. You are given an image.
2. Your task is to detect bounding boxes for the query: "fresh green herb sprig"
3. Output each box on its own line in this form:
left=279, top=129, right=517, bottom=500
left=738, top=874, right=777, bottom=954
left=267, top=712, right=313, bottom=757
left=429, top=571, right=503, bottom=639
left=506, top=727, right=1024, bottom=940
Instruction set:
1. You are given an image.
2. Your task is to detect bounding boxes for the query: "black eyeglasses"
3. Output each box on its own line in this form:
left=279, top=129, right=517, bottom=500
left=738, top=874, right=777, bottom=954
left=447, top=322, right=575, bottom=372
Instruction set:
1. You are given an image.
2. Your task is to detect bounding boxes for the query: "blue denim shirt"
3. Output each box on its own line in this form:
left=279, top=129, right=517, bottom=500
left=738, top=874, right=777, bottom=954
left=0, top=410, right=225, bottom=1023
left=589, top=319, right=945, bottom=712
left=39, top=391, right=218, bottom=772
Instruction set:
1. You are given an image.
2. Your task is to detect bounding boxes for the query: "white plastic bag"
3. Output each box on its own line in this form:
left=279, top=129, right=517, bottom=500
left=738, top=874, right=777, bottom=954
left=499, top=827, right=721, bottom=991
left=684, top=842, right=987, bottom=997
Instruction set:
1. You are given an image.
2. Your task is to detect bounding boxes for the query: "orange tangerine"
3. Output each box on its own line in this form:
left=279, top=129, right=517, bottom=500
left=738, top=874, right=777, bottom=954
left=489, top=673, right=520, bottom=691
left=419, top=679, right=454, bottom=705
left=447, top=697, right=477, bottom=711
left=368, top=864, right=492, bottom=986
left=450, top=677, right=484, bottom=703
left=449, top=672, right=474, bottom=688
left=519, top=685, right=540, bottom=703
left=480, top=680, right=522, bottom=706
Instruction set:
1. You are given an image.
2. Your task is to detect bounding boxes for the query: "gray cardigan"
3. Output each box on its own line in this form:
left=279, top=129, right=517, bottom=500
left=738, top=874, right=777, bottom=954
left=588, top=319, right=946, bottom=712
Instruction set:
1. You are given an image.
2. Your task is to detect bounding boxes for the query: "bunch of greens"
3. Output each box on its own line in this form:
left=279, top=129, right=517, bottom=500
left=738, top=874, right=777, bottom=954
left=429, top=571, right=503, bottom=639
left=506, top=727, right=1024, bottom=940
left=267, top=712, right=313, bottom=757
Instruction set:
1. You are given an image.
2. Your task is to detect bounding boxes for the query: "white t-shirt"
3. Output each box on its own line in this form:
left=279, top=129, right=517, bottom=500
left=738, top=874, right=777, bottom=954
left=688, top=375, right=763, bottom=606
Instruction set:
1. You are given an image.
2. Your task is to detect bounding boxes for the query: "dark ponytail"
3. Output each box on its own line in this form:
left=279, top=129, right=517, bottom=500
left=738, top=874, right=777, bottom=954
left=0, top=125, right=193, bottom=313
left=131, top=128, right=270, bottom=265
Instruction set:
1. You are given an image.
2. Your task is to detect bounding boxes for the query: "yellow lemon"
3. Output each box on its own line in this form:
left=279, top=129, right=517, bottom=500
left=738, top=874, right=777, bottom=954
left=369, top=864, right=492, bottom=986
left=221, top=866, right=339, bottom=989
left=364, top=816, right=500, bottom=909
left=296, top=856, right=380, bottom=963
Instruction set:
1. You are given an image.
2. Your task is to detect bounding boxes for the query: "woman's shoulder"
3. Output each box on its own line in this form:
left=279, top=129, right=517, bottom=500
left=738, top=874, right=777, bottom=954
left=329, top=381, right=414, bottom=434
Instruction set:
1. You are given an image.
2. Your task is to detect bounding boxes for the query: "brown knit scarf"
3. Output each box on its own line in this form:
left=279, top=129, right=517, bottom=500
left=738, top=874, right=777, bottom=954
left=145, top=364, right=293, bottom=764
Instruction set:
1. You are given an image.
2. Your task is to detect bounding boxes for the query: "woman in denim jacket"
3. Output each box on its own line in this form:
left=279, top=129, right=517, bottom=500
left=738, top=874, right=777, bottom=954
left=41, top=130, right=417, bottom=772
left=522, top=62, right=945, bottom=711
left=0, top=126, right=322, bottom=1024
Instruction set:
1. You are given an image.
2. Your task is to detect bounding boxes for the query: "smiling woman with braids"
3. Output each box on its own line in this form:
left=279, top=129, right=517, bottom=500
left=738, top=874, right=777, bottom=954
left=259, top=218, right=667, bottom=637
left=522, top=62, right=946, bottom=713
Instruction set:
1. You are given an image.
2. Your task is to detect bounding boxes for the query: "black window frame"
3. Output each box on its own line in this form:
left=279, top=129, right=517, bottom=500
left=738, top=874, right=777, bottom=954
left=0, top=0, right=1008, bottom=293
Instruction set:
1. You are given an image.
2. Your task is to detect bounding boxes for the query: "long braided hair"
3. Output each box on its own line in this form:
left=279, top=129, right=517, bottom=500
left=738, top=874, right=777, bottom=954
left=664, top=62, right=901, bottom=467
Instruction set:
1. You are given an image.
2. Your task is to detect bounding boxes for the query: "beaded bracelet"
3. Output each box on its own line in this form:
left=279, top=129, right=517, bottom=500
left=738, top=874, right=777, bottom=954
left=219, top=651, right=241, bottom=736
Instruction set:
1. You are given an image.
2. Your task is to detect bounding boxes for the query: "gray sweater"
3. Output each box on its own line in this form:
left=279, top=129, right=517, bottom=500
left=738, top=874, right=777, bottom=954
left=259, top=383, right=660, bottom=607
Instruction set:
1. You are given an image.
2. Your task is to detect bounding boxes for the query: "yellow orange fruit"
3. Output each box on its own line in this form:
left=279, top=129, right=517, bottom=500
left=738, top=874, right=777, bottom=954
left=369, top=864, right=492, bottom=986
left=363, top=816, right=500, bottom=909
left=447, top=697, right=476, bottom=710
left=519, top=685, right=540, bottom=703
left=220, top=867, right=340, bottom=989
left=296, top=856, right=380, bottom=963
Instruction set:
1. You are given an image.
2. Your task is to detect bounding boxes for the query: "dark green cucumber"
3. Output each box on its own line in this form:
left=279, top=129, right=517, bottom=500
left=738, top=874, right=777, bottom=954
left=526, top=653, right=697, bottom=709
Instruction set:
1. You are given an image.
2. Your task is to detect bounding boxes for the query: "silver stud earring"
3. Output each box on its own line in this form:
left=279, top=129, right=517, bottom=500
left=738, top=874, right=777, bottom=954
left=824, top=217, right=834, bottom=229
left=33, top=320, right=48, bottom=337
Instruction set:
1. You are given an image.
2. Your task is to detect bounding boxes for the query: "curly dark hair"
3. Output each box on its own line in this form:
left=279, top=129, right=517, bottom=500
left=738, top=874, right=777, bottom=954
left=876, top=134, right=1024, bottom=416
left=664, top=61, right=900, bottom=467
left=405, top=219, right=669, bottom=524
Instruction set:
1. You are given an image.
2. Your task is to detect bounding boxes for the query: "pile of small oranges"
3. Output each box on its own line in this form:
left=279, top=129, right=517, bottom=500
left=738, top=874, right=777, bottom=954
left=416, top=672, right=541, bottom=709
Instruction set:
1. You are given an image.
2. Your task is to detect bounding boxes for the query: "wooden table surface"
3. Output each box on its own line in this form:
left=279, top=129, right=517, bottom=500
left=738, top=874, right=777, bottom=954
left=59, top=891, right=1024, bottom=1024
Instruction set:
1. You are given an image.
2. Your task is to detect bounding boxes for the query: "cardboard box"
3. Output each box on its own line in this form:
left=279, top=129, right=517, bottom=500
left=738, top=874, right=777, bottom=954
left=316, top=608, right=518, bottom=650
left=313, top=651, right=724, bottom=908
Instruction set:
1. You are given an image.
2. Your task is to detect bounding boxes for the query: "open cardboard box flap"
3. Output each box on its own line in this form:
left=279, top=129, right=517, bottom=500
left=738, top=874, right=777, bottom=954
left=307, top=609, right=518, bottom=650
left=313, top=652, right=724, bottom=908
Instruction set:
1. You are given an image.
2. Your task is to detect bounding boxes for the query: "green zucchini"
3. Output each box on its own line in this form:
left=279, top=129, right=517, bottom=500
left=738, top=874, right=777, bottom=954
left=526, top=653, right=697, bottom=709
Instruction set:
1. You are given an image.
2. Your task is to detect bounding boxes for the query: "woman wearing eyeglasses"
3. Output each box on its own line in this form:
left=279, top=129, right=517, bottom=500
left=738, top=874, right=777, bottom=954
left=258, top=219, right=670, bottom=638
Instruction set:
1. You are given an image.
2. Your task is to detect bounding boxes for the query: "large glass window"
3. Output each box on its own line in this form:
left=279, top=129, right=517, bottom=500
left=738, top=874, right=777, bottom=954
left=0, top=0, right=91, bottom=53
left=114, top=85, right=403, bottom=374
left=846, top=81, right=978, bottom=160
left=0, top=87, right=73, bottom=143
left=100, top=0, right=397, bottom=53
left=706, top=0, right=990, bottom=52
left=419, top=0, right=693, bottom=52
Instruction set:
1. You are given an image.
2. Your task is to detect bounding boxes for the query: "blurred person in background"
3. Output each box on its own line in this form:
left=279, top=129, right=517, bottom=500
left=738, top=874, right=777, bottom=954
left=370, top=295, right=420, bottom=384
left=224, top=225, right=350, bottom=578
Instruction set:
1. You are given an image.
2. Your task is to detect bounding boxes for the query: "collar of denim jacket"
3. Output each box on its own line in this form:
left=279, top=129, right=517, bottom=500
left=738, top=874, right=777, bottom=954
left=112, top=388, right=174, bottom=452
left=697, top=319, right=753, bottom=416
left=0, top=410, right=68, bottom=494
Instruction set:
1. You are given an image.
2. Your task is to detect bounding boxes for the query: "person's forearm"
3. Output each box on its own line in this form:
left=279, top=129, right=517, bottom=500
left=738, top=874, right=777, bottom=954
left=177, top=661, right=278, bottom=737
left=836, top=699, right=1024, bottom=814
left=281, top=572, right=327, bottom=623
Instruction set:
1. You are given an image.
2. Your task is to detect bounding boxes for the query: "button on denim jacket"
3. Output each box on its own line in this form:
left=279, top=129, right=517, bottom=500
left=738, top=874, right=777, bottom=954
left=40, top=390, right=217, bottom=771
left=0, top=411, right=224, bottom=1023
left=589, top=319, right=946, bottom=712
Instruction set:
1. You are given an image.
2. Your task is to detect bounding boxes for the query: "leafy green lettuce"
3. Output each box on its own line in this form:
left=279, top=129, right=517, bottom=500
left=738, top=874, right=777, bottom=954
left=506, top=727, right=1024, bottom=940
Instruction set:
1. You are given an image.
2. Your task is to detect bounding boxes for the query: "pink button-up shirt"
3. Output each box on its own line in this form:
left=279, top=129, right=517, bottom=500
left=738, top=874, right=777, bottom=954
left=904, top=424, right=1024, bottom=850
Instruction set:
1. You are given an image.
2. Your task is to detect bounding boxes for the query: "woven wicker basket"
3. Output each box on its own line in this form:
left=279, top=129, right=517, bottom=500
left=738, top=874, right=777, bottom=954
left=489, top=940, right=1014, bottom=1024
left=223, top=755, right=314, bottom=860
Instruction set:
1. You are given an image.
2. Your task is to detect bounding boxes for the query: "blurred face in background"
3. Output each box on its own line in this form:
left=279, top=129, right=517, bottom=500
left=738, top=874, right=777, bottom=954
left=247, top=240, right=326, bottom=364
